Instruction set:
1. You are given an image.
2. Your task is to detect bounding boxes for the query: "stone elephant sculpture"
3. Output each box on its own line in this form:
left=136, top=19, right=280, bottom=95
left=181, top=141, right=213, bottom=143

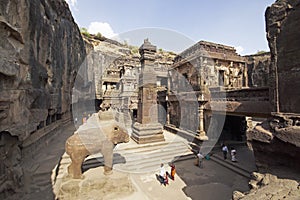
left=65, top=112, right=129, bottom=179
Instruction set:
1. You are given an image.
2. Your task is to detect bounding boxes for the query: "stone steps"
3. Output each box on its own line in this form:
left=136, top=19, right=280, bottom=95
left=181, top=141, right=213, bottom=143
left=82, top=141, right=193, bottom=173
left=210, top=153, right=252, bottom=179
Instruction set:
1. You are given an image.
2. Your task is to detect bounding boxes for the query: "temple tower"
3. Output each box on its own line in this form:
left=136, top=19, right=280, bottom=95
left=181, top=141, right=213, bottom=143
left=131, top=39, right=165, bottom=144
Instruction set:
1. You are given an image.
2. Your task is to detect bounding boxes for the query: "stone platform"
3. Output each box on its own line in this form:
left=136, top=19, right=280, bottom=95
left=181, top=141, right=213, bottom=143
left=131, top=122, right=165, bottom=144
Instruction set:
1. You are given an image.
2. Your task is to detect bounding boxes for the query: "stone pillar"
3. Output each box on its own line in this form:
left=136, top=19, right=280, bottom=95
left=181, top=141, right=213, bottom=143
left=132, top=39, right=165, bottom=144
left=197, top=94, right=208, bottom=141
left=243, top=63, right=249, bottom=87
left=198, top=105, right=205, bottom=134
left=166, top=71, right=171, bottom=125
left=196, top=79, right=209, bottom=141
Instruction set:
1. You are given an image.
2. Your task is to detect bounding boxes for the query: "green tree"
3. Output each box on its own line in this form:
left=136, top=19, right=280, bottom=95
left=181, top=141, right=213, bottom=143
left=96, top=32, right=102, bottom=39
left=80, top=27, right=91, bottom=38
left=131, top=46, right=139, bottom=54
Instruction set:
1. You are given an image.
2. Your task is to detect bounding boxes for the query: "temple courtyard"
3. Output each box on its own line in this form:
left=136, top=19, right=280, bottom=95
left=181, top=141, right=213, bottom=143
left=20, top=121, right=257, bottom=200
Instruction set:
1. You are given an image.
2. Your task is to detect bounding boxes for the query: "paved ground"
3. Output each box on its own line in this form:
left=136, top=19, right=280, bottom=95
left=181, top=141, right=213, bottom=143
left=21, top=121, right=257, bottom=200
left=120, top=145, right=255, bottom=200
left=175, top=149, right=252, bottom=200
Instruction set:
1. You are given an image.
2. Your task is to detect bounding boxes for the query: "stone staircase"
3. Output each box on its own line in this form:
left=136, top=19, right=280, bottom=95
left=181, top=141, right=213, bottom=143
left=210, top=155, right=251, bottom=179
left=209, top=148, right=256, bottom=179
left=82, top=140, right=193, bottom=174
left=53, top=139, right=193, bottom=198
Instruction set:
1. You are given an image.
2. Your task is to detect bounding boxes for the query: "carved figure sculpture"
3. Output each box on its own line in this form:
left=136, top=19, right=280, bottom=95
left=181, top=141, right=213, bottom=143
left=65, top=112, right=129, bottom=179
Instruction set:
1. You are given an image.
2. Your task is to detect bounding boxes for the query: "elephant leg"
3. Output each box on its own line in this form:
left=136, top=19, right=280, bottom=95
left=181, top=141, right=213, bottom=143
left=68, top=153, right=85, bottom=179
left=102, top=142, right=114, bottom=175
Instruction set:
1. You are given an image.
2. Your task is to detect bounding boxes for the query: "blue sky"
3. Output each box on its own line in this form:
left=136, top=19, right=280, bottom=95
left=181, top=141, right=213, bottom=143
left=66, top=0, right=275, bottom=55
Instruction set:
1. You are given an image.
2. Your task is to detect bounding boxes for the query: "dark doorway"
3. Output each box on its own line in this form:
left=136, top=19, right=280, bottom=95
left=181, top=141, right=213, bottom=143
left=219, top=115, right=246, bottom=142
left=219, top=70, right=225, bottom=86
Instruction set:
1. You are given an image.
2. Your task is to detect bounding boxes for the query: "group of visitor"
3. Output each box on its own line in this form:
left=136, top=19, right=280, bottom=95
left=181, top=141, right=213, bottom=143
left=158, top=163, right=176, bottom=186
left=221, top=143, right=237, bottom=162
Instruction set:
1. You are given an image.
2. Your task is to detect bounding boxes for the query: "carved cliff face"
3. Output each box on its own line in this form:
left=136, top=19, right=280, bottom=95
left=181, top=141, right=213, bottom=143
left=0, top=0, right=86, bottom=140
left=0, top=0, right=86, bottom=197
left=266, top=0, right=300, bottom=113
left=248, top=0, right=300, bottom=172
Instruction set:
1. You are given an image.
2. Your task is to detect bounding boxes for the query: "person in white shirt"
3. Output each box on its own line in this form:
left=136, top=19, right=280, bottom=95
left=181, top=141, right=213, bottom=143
left=158, top=163, right=168, bottom=185
left=222, top=144, right=229, bottom=160
left=197, top=151, right=204, bottom=168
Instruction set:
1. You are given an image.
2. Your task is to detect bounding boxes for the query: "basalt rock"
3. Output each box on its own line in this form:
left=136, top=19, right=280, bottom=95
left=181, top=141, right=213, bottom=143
left=0, top=0, right=86, bottom=197
left=0, top=0, right=85, bottom=140
left=245, top=52, right=270, bottom=87
left=65, top=111, right=129, bottom=179
left=233, top=172, right=300, bottom=200
left=248, top=0, right=300, bottom=172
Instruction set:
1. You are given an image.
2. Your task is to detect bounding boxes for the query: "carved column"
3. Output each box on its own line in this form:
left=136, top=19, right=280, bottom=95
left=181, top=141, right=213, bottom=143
left=197, top=93, right=208, bottom=140
left=132, top=39, right=165, bottom=144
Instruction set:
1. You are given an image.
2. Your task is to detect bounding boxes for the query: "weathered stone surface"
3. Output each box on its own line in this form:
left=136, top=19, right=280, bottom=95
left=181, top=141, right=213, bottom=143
left=0, top=0, right=86, bottom=139
left=79, top=34, right=174, bottom=116
left=247, top=0, right=300, bottom=172
left=245, top=52, right=270, bottom=87
left=266, top=0, right=300, bottom=113
left=233, top=173, right=300, bottom=200
left=65, top=111, right=129, bottom=178
left=0, top=0, right=86, bottom=197
left=132, top=39, right=165, bottom=144
left=248, top=115, right=300, bottom=170
left=57, top=167, right=134, bottom=200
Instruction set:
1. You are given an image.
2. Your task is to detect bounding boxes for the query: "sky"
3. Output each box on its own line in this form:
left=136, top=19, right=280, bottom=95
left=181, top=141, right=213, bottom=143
left=65, top=0, right=275, bottom=55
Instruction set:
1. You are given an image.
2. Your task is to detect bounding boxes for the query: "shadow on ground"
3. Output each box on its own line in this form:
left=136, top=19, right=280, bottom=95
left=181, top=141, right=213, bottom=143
left=173, top=145, right=254, bottom=200
left=82, top=153, right=126, bottom=173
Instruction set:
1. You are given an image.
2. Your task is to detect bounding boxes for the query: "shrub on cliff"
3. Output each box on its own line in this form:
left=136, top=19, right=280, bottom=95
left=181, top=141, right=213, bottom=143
left=80, top=27, right=91, bottom=38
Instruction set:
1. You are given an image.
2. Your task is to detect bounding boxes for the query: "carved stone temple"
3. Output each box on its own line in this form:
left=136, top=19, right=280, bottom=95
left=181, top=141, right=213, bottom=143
left=131, top=39, right=165, bottom=144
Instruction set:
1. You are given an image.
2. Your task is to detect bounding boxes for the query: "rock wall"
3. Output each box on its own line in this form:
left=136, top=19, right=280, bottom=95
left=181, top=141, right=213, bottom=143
left=266, top=0, right=300, bottom=113
left=233, top=172, right=300, bottom=200
left=245, top=53, right=270, bottom=88
left=0, top=0, right=86, bottom=197
left=0, top=0, right=86, bottom=140
left=248, top=0, right=300, bottom=172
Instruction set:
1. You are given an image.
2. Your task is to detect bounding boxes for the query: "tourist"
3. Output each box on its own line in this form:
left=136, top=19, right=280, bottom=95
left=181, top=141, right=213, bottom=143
left=221, top=144, right=229, bottom=160
left=231, top=147, right=237, bottom=162
left=168, top=163, right=176, bottom=180
left=164, top=172, right=169, bottom=185
left=159, top=163, right=167, bottom=185
left=197, top=151, right=204, bottom=168
left=82, top=116, right=87, bottom=124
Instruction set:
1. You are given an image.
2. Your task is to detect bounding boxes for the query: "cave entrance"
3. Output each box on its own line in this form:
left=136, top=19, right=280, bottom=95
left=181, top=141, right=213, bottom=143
left=218, top=115, right=247, bottom=143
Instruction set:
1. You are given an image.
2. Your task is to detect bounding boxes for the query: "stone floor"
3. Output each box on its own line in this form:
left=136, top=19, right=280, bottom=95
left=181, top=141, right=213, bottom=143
left=19, top=121, right=258, bottom=200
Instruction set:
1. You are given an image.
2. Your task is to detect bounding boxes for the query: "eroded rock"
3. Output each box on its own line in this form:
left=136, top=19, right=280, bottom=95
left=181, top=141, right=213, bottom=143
left=233, top=173, right=300, bottom=200
left=248, top=0, right=300, bottom=172
left=57, top=167, right=134, bottom=200
left=0, top=0, right=86, bottom=197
